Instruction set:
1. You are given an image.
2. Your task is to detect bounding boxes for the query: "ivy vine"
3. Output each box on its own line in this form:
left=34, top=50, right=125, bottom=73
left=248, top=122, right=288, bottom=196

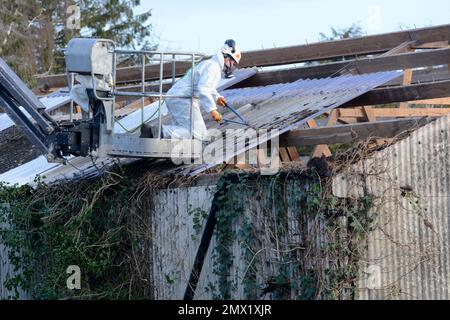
left=0, top=164, right=161, bottom=300
left=205, top=169, right=375, bottom=300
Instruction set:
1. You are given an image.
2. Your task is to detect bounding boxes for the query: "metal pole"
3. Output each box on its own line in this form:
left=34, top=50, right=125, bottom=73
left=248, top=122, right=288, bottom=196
left=113, top=50, right=117, bottom=91
left=172, top=54, right=176, bottom=85
left=184, top=197, right=218, bottom=300
left=158, top=53, right=164, bottom=139
left=141, top=54, right=145, bottom=125
left=190, top=54, right=195, bottom=139
left=114, top=91, right=192, bottom=99
left=111, top=49, right=117, bottom=126
left=69, top=73, right=74, bottom=122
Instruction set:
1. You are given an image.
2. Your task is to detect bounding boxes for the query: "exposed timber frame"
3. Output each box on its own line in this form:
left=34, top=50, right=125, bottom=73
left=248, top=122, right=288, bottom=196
left=35, top=24, right=450, bottom=89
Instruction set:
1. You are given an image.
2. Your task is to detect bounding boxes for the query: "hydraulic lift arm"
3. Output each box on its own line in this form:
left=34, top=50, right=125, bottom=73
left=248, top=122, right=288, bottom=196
left=0, top=58, right=60, bottom=161
left=0, top=57, right=103, bottom=161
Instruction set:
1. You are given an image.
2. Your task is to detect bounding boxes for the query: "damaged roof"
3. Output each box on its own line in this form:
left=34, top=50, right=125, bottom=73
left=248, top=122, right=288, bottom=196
left=0, top=70, right=401, bottom=185
left=182, top=71, right=402, bottom=175
left=2, top=70, right=401, bottom=185
left=0, top=68, right=258, bottom=185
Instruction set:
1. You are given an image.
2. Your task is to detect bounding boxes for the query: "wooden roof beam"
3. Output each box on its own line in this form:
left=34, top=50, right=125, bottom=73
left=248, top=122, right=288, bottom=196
left=36, top=24, right=450, bottom=89
left=339, top=107, right=450, bottom=118
left=233, top=48, right=450, bottom=88
left=280, top=117, right=433, bottom=147
left=343, top=79, right=450, bottom=107
left=239, top=24, right=450, bottom=67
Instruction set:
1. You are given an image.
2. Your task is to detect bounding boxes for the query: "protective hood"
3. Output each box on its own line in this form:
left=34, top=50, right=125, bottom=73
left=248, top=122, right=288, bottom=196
left=211, top=49, right=225, bottom=70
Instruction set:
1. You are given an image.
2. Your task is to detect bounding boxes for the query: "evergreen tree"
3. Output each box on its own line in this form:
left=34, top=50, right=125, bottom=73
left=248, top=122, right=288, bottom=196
left=0, top=0, right=154, bottom=86
left=0, top=1, right=41, bottom=84
left=304, top=23, right=365, bottom=66
left=319, top=23, right=364, bottom=41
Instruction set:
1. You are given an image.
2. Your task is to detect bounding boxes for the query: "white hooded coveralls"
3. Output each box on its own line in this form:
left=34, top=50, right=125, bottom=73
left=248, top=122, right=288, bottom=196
left=162, top=50, right=224, bottom=140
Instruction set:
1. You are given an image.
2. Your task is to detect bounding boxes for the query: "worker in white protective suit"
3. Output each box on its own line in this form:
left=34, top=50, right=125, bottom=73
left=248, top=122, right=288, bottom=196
left=70, top=74, right=113, bottom=113
left=161, top=39, right=242, bottom=140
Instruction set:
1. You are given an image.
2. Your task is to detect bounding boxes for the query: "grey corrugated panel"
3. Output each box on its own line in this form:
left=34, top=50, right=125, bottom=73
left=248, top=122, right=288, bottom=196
left=36, top=156, right=138, bottom=185
left=151, top=186, right=216, bottom=299
left=152, top=179, right=338, bottom=300
left=0, top=71, right=400, bottom=184
left=184, top=71, right=402, bottom=176
left=0, top=205, right=32, bottom=300
left=333, top=115, right=450, bottom=300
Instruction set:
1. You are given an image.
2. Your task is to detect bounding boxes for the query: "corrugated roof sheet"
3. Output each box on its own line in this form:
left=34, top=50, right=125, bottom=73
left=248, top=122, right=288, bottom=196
left=183, top=71, right=402, bottom=176
left=38, top=89, right=71, bottom=112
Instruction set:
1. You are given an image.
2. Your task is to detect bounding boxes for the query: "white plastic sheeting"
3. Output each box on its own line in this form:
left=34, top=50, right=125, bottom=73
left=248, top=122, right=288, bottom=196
left=0, top=112, right=15, bottom=132
left=0, top=156, right=59, bottom=186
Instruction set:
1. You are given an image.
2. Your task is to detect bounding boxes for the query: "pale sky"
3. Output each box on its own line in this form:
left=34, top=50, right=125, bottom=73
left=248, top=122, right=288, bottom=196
left=136, top=0, right=450, bottom=54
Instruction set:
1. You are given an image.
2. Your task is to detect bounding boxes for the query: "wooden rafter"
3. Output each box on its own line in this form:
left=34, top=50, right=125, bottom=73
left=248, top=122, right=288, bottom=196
left=339, top=107, right=450, bottom=118
left=280, top=117, right=434, bottom=147
left=343, top=80, right=450, bottom=107
left=408, top=97, right=450, bottom=105
left=307, top=110, right=338, bottom=158
left=399, top=68, right=414, bottom=108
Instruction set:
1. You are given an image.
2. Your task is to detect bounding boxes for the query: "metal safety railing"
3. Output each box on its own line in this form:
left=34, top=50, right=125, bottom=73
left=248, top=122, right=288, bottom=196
left=112, top=49, right=205, bottom=139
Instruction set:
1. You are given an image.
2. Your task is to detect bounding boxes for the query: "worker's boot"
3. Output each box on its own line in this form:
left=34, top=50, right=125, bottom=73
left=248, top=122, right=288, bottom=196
left=140, top=123, right=154, bottom=138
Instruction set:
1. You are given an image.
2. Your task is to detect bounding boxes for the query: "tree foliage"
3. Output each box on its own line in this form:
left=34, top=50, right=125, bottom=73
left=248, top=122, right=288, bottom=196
left=303, top=23, right=365, bottom=66
left=319, top=23, right=364, bottom=41
left=0, top=0, right=154, bottom=85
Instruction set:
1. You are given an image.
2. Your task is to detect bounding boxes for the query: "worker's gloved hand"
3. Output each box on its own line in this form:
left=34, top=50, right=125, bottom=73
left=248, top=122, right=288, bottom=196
left=216, top=96, right=227, bottom=107
left=211, top=110, right=223, bottom=123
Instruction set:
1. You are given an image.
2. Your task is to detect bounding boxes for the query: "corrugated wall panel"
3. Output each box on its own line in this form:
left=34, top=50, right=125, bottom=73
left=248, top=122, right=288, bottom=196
left=151, top=179, right=336, bottom=300
left=333, top=115, right=450, bottom=300
left=151, top=186, right=216, bottom=299
left=0, top=204, right=31, bottom=300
